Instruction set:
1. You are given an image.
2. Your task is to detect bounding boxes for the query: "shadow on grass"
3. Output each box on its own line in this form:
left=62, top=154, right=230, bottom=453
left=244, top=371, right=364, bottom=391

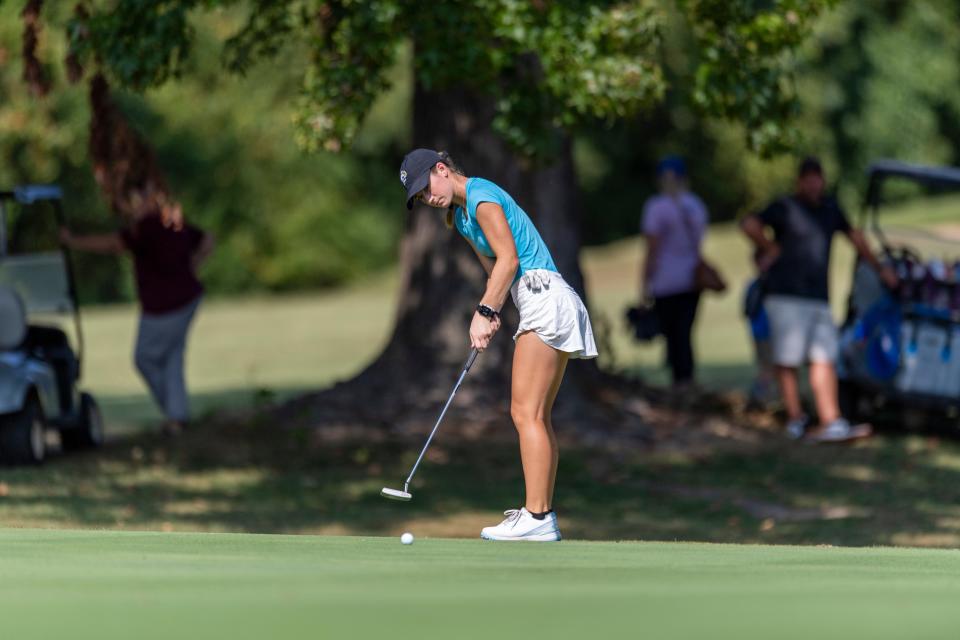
left=622, top=362, right=761, bottom=393
left=3, top=389, right=960, bottom=548
left=94, top=387, right=312, bottom=436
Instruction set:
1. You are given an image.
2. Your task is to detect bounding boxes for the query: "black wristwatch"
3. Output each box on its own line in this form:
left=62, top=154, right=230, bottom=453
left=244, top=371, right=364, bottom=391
left=476, top=303, right=500, bottom=321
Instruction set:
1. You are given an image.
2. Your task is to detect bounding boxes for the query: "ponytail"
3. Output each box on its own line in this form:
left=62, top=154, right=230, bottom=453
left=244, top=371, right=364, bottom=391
left=437, top=150, right=461, bottom=175
left=437, top=150, right=462, bottom=229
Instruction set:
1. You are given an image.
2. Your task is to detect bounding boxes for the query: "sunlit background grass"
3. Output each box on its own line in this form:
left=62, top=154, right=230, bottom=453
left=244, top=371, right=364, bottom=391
left=82, top=195, right=960, bottom=431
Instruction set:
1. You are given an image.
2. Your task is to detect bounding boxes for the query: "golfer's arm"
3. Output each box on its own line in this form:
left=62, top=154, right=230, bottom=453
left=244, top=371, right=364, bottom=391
left=65, top=232, right=125, bottom=255
left=846, top=228, right=883, bottom=271
left=468, top=242, right=495, bottom=277
left=475, top=202, right=519, bottom=312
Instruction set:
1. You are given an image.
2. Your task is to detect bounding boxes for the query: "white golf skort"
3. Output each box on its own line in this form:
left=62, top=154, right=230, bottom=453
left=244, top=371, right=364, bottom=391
left=510, top=269, right=598, bottom=360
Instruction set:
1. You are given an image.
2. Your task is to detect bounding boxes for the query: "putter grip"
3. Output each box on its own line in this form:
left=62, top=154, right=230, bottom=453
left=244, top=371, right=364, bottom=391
left=464, top=348, right=479, bottom=372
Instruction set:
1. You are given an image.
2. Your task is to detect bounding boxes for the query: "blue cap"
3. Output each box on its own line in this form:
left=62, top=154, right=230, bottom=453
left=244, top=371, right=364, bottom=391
left=399, top=149, right=443, bottom=210
left=656, top=155, right=686, bottom=178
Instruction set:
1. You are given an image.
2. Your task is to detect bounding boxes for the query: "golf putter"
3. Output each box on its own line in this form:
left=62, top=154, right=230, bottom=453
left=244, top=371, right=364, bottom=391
left=381, top=348, right=479, bottom=501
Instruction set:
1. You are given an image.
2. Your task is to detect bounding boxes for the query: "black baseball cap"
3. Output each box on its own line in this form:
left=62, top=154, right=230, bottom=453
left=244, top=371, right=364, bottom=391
left=798, top=156, right=823, bottom=177
left=399, top=148, right=443, bottom=210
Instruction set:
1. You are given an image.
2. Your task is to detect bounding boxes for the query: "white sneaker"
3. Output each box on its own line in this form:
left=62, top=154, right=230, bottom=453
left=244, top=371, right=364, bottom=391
left=806, top=418, right=872, bottom=443
left=480, top=508, right=562, bottom=542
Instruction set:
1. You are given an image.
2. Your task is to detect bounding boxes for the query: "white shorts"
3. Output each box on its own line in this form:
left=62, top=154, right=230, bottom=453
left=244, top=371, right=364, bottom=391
left=509, top=270, right=598, bottom=360
left=764, top=294, right=838, bottom=367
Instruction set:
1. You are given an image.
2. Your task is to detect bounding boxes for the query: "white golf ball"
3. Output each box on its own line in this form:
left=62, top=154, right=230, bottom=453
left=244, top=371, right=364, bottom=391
left=400, top=532, right=414, bottom=545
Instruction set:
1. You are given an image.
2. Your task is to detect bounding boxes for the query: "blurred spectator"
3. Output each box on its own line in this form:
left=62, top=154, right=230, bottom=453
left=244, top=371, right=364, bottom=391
left=641, top=156, right=709, bottom=388
left=740, top=157, right=897, bottom=441
left=60, top=190, right=214, bottom=436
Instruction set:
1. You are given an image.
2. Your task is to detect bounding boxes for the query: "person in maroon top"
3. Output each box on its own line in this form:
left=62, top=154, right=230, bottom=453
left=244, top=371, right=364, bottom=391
left=61, top=196, right=214, bottom=436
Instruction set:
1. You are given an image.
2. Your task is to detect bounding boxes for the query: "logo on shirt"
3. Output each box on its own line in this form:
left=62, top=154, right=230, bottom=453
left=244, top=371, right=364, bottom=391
left=400, top=170, right=407, bottom=186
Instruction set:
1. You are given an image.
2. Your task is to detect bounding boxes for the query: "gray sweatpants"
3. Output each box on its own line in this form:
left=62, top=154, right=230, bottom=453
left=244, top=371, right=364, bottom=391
left=134, top=296, right=201, bottom=422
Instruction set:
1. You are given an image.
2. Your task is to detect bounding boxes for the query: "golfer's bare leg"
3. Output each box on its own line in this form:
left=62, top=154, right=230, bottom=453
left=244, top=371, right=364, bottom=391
left=543, top=352, right=568, bottom=505
left=512, top=332, right=567, bottom=514
left=809, top=360, right=840, bottom=426
left=775, top=365, right=804, bottom=421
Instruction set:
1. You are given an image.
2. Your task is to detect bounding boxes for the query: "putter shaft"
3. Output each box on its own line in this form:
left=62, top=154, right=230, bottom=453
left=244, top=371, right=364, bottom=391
left=402, top=349, right=478, bottom=488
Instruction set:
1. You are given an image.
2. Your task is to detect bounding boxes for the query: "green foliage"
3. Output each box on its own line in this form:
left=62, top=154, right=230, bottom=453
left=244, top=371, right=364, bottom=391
left=539, top=3, right=666, bottom=121
left=798, top=1, right=960, bottom=203
left=682, top=0, right=837, bottom=155
left=65, top=1, right=824, bottom=158
left=297, top=0, right=826, bottom=158
left=293, top=1, right=400, bottom=152
left=0, top=5, right=406, bottom=302
left=69, top=1, right=196, bottom=91
left=1, top=0, right=840, bottom=300
left=415, top=0, right=667, bottom=158
left=221, top=0, right=300, bottom=76
left=487, top=1, right=667, bottom=158
left=209, top=1, right=669, bottom=158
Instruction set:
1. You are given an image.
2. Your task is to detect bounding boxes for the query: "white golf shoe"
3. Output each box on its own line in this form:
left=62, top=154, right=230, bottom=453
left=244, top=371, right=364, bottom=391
left=480, top=508, right=562, bottom=542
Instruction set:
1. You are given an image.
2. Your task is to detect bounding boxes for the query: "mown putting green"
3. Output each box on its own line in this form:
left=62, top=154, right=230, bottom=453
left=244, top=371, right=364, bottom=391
left=1, top=529, right=958, bottom=640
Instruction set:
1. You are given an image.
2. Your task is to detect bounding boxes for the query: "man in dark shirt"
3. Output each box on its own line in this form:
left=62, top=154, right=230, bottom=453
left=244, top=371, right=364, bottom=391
left=61, top=199, right=214, bottom=436
left=741, top=157, right=897, bottom=442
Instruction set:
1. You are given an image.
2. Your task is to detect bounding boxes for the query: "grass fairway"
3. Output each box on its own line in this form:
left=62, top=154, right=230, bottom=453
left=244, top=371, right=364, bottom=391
left=2, top=529, right=959, bottom=640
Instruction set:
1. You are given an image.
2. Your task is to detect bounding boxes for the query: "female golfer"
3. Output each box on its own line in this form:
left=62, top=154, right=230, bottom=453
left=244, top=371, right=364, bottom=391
left=399, top=149, right=597, bottom=541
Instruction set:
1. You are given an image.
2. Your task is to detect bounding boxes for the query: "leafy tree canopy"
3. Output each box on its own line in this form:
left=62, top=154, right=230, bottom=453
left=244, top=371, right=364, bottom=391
left=53, top=0, right=835, bottom=158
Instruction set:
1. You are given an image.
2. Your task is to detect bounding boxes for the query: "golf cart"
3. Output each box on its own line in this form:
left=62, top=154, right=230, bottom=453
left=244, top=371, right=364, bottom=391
left=0, top=185, right=103, bottom=464
left=837, top=161, right=960, bottom=429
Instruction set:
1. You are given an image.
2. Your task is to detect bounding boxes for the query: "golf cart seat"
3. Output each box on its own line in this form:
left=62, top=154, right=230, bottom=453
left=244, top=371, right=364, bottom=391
left=23, top=325, right=78, bottom=412
left=0, top=286, right=27, bottom=350
left=0, top=287, right=76, bottom=412
left=23, top=324, right=73, bottom=357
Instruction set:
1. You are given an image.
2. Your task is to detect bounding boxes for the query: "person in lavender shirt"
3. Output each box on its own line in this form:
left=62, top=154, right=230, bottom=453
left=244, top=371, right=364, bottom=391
left=640, top=156, right=708, bottom=388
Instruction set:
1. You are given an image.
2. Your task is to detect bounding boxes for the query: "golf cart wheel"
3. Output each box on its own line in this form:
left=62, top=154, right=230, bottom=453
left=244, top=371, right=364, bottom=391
left=0, top=394, right=46, bottom=465
left=60, top=393, right=104, bottom=452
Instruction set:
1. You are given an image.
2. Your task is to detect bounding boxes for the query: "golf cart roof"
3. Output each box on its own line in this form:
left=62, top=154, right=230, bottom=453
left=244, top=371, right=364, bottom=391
left=865, top=160, right=960, bottom=207
left=0, top=185, right=63, bottom=204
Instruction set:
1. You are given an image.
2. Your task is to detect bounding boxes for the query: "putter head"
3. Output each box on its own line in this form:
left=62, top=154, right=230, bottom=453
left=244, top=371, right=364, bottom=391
left=381, top=487, right=412, bottom=501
